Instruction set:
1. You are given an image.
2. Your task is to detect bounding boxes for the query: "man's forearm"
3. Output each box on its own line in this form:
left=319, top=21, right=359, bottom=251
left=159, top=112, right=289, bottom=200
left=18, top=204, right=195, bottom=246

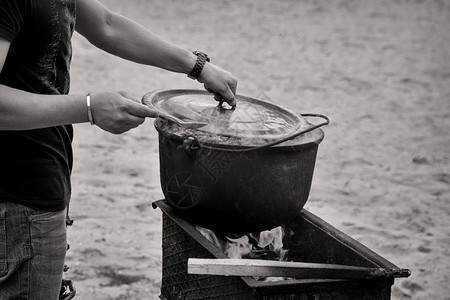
left=76, top=1, right=196, bottom=75
left=99, top=14, right=196, bottom=73
left=0, top=85, right=88, bottom=130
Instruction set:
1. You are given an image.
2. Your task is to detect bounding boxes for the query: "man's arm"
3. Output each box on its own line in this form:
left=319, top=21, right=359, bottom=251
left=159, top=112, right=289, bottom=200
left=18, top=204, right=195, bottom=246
left=0, top=36, right=88, bottom=130
left=75, top=0, right=237, bottom=105
left=0, top=37, right=8, bottom=71
left=0, top=36, right=155, bottom=133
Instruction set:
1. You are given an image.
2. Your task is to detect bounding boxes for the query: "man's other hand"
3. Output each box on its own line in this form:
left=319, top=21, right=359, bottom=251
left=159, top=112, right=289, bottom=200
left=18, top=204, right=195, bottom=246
left=89, top=91, right=157, bottom=134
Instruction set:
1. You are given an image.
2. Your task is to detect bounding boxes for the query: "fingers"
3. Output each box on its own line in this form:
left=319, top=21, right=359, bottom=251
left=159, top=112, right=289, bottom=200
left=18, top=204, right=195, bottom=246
left=198, top=62, right=238, bottom=107
left=125, top=114, right=146, bottom=126
left=91, top=91, right=156, bottom=134
left=118, top=92, right=158, bottom=118
left=204, top=86, right=222, bottom=102
left=126, top=100, right=158, bottom=118
left=204, top=84, right=237, bottom=107
left=228, top=75, right=238, bottom=103
left=228, top=76, right=237, bottom=95
left=221, top=88, right=236, bottom=107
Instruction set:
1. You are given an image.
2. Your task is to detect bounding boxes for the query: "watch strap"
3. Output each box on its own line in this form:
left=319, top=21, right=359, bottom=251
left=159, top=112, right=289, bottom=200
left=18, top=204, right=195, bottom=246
left=188, top=51, right=210, bottom=80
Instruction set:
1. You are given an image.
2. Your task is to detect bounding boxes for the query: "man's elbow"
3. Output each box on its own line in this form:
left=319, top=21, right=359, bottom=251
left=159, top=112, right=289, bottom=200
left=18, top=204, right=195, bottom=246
left=77, top=10, right=117, bottom=49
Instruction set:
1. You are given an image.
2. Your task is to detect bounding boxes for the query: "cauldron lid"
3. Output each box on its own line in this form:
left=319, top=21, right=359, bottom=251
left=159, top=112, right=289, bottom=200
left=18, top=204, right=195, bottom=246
left=143, top=89, right=324, bottom=148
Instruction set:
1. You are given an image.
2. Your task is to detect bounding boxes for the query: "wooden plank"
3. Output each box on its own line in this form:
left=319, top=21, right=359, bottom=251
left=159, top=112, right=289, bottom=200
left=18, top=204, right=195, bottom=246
left=188, top=258, right=411, bottom=279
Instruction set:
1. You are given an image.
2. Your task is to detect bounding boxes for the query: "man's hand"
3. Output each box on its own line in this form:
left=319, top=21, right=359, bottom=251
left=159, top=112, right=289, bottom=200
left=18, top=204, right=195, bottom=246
left=197, top=63, right=238, bottom=107
left=89, top=91, right=157, bottom=134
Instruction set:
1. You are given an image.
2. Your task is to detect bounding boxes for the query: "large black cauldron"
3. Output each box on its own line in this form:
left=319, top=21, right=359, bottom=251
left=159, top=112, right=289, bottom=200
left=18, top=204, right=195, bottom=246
left=143, top=89, right=328, bottom=232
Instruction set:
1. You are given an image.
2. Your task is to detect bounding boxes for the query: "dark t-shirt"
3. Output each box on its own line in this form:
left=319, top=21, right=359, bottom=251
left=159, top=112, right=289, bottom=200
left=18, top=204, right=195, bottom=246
left=0, top=0, right=76, bottom=211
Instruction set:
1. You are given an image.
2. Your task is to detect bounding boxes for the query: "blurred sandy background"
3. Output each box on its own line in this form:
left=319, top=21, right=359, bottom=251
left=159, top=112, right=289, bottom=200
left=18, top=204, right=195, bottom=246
left=65, top=0, right=449, bottom=299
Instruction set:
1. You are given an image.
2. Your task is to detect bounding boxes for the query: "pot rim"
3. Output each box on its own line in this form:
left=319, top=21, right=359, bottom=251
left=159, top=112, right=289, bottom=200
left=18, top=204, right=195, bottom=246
left=154, top=118, right=324, bottom=152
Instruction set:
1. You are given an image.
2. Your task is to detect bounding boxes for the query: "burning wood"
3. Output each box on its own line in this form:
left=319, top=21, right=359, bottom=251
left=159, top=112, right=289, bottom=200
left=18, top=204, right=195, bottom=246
left=196, top=226, right=288, bottom=261
left=195, top=225, right=290, bottom=281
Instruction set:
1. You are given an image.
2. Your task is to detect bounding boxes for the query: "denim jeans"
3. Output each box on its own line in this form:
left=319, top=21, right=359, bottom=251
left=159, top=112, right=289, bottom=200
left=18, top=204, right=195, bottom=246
left=0, top=202, right=67, bottom=300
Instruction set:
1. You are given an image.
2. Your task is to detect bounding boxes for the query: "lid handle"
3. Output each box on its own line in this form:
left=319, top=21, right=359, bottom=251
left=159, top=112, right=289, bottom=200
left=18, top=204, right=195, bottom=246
left=218, top=99, right=237, bottom=110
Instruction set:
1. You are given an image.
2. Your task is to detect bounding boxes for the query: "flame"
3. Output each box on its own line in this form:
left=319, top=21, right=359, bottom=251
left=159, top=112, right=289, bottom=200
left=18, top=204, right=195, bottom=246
left=196, top=226, right=227, bottom=250
left=196, top=226, right=288, bottom=261
left=250, top=226, right=287, bottom=260
left=225, top=236, right=252, bottom=259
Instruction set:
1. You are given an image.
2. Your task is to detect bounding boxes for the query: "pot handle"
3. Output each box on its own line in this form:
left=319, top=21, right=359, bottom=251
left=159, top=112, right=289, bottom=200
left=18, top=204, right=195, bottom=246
left=186, top=114, right=330, bottom=152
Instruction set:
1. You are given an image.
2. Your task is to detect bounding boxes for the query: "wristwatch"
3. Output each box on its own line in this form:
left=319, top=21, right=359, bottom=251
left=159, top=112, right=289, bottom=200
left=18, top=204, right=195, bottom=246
left=188, top=51, right=210, bottom=80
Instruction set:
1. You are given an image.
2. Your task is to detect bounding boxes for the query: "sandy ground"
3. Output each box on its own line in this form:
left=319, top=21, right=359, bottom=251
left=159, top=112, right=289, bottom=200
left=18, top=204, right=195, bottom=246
left=65, top=0, right=449, bottom=299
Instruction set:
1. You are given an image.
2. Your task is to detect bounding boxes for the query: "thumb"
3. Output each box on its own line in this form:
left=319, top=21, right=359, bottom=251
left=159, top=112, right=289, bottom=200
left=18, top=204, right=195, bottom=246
left=116, top=91, right=159, bottom=118
left=126, top=99, right=159, bottom=118
left=222, top=88, right=237, bottom=107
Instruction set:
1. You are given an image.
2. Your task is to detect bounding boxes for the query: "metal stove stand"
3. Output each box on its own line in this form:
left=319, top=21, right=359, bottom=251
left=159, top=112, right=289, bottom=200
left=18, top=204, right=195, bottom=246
left=153, top=200, right=410, bottom=300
